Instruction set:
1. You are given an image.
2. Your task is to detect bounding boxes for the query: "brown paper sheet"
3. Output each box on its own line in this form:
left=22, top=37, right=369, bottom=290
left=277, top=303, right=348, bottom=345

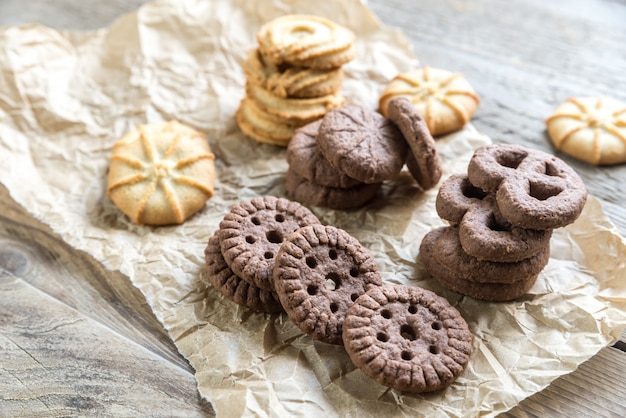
left=1, top=0, right=625, bottom=416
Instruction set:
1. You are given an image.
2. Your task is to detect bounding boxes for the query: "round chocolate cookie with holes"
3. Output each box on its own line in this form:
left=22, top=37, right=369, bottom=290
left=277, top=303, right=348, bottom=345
left=205, top=233, right=283, bottom=313
left=218, top=196, right=321, bottom=291
left=273, top=224, right=382, bottom=345
left=342, top=283, right=473, bottom=393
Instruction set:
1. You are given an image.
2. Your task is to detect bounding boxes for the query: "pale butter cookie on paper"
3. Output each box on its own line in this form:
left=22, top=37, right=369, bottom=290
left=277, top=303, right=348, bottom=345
left=243, top=48, right=344, bottom=99
left=379, top=66, right=480, bottom=137
left=257, top=14, right=355, bottom=70
left=546, top=96, right=626, bottom=165
left=106, top=121, right=216, bottom=226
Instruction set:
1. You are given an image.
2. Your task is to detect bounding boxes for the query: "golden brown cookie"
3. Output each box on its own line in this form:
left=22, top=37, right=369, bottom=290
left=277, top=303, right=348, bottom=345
left=546, top=96, right=626, bottom=165
left=107, top=120, right=216, bottom=225
left=246, top=82, right=345, bottom=124
left=243, top=48, right=344, bottom=99
left=257, top=14, right=355, bottom=70
left=379, top=66, right=480, bottom=136
left=236, top=97, right=299, bottom=146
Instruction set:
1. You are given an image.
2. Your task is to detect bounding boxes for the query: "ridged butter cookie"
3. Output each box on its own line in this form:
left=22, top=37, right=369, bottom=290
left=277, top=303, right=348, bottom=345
left=379, top=66, right=480, bottom=136
left=106, top=120, right=216, bottom=225
left=257, top=14, right=355, bottom=70
left=244, top=48, right=344, bottom=99
left=546, top=96, right=626, bottom=165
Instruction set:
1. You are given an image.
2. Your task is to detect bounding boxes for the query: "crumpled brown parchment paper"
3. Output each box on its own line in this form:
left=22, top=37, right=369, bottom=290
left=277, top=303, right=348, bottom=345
left=1, top=0, right=625, bottom=416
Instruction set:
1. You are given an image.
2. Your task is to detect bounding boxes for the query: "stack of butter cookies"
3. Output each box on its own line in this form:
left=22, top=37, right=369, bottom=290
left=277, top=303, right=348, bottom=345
left=236, top=15, right=356, bottom=146
left=419, top=144, right=588, bottom=302
left=286, top=98, right=443, bottom=210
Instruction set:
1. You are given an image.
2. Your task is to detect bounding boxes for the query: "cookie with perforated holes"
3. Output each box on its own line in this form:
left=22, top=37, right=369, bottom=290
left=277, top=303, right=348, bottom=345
left=273, top=224, right=382, bottom=345
left=342, top=283, right=473, bottom=393
left=218, top=196, right=321, bottom=291
left=204, top=233, right=283, bottom=313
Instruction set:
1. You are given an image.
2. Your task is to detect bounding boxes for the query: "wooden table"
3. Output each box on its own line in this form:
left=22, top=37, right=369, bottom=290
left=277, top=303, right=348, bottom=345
left=1, top=0, right=624, bottom=416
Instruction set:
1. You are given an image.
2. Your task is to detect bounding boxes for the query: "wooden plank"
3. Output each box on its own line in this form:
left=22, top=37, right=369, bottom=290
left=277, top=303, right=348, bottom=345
left=503, top=346, right=626, bottom=417
left=0, top=276, right=212, bottom=416
left=0, top=186, right=188, bottom=370
left=0, top=185, right=213, bottom=415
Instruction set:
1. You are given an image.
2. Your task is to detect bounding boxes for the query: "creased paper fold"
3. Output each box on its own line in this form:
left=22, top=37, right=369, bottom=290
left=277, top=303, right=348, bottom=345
left=1, top=0, right=625, bottom=417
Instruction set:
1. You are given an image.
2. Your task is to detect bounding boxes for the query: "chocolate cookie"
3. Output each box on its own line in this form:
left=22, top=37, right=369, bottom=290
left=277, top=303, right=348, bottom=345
left=467, top=144, right=588, bottom=230
left=317, top=105, right=408, bottom=184
left=285, top=168, right=381, bottom=210
left=436, top=175, right=552, bottom=262
left=419, top=228, right=539, bottom=302
left=342, top=284, right=473, bottom=393
left=218, top=196, right=321, bottom=291
left=204, top=234, right=283, bottom=313
left=458, top=194, right=552, bottom=262
left=286, top=120, right=361, bottom=189
left=386, top=97, right=442, bottom=190
left=273, top=224, right=382, bottom=345
left=435, top=174, right=488, bottom=224
left=433, top=226, right=550, bottom=284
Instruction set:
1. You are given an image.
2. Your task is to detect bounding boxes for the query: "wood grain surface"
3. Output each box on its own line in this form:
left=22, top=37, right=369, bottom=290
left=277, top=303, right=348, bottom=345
left=0, top=0, right=625, bottom=417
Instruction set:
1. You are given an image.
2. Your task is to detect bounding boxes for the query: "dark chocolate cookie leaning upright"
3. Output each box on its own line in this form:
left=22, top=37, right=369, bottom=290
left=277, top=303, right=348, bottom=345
left=273, top=224, right=382, bottom=345
left=386, top=97, right=443, bottom=190
left=342, top=284, right=473, bottom=393
left=218, top=196, right=321, bottom=291
left=317, top=105, right=408, bottom=184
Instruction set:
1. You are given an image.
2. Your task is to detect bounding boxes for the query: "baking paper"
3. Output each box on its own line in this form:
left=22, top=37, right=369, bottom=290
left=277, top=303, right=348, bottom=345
left=1, top=0, right=625, bottom=416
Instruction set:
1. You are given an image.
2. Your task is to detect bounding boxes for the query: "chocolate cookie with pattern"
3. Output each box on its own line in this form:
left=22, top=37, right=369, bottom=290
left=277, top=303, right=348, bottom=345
left=342, top=284, right=473, bottom=393
left=432, top=226, right=550, bottom=284
left=317, top=105, right=408, bottom=184
left=467, top=144, right=587, bottom=230
left=386, top=97, right=442, bottom=190
left=205, top=234, right=283, bottom=313
left=285, top=168, right=381, bottom=210
left=273, top=224, right=382, bottom=345
left=218, top=196, right=321, bottom=291
left=286, top=120, right=361, bottom=189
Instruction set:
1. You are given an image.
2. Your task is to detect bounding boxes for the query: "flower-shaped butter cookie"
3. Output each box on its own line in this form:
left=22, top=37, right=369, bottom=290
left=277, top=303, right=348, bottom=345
left=106, top=120, right=216, bottom=225
left=546, top=96, right=626, bottom=165
left=379, top=66, right=480, bottom=136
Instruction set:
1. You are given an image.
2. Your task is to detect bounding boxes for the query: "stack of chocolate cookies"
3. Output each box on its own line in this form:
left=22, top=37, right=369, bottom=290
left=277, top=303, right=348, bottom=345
left=419, top=143, right=588, bottom=302
left=286, top=98, right=443, bottom=210
left=236, top=15, right=356, bottom=146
